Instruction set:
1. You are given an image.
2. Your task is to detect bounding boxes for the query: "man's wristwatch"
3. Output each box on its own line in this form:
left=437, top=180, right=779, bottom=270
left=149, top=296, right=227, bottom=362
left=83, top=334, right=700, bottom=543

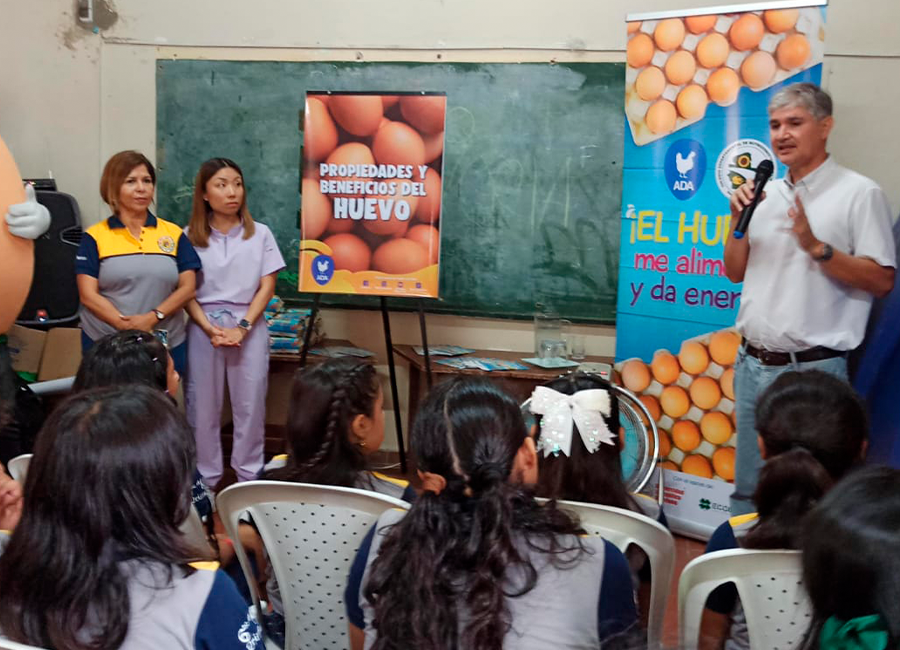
left=238, top=318, right=252, bottom=332
left=153, top=309, right=166, bottom=321
left=815, top=243, right=834, bottom=262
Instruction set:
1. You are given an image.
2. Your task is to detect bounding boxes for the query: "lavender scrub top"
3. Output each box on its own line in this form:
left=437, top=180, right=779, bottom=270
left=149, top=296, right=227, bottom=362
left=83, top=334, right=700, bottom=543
left=187, top=221, right=285, bottom=308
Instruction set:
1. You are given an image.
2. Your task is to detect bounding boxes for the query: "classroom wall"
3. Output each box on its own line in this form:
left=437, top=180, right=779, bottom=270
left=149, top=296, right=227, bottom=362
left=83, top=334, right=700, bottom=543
left=3, top=0, right=899, bottom=447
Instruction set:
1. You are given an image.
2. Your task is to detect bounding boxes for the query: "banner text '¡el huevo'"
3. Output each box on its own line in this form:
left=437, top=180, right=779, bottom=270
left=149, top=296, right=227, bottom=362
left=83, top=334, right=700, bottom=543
left=629, top=210, right=733, bottom=246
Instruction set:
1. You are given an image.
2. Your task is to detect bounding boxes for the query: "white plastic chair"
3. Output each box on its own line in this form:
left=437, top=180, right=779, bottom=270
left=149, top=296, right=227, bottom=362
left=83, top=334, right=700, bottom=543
left=217, top=480, right=411, bottom=650
left=6, top=454, right=30, bottom=483
left=0, top=637, right=50, bottom=649
left=551, top=499, right=675, bottom=647
left=679, top=548, right=811, bottom=650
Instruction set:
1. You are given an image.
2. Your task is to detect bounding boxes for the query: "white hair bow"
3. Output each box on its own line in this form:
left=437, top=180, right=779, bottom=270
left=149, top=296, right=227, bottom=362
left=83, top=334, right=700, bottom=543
left=529, top=386, right=616, bottom=456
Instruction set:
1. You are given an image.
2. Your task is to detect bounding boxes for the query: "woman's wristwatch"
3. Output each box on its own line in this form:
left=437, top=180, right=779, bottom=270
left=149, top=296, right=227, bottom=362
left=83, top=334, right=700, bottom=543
left=238, top=318, right=252, bottom=332
left=153, top=309, right=166, bottom=321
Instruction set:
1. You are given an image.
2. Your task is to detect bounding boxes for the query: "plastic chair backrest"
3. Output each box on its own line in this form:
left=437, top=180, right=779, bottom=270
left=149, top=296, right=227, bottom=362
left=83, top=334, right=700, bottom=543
left=6, top=454, right=30, bottom=483
left=0, top=638, right=51, bottom=650
left=552, top=499, right=674, bottom=647
left=679, top=548, right=811, bottom=650
left=216, top=480, right=410, bottom=650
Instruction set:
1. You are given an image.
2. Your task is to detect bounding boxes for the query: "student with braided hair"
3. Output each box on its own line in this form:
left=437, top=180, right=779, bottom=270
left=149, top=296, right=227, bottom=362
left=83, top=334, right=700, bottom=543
left=257, top=358, right=414, bottom=645
left=345, top=377, right=638, bottom=650
left=262, top=358, right=414, bottom=501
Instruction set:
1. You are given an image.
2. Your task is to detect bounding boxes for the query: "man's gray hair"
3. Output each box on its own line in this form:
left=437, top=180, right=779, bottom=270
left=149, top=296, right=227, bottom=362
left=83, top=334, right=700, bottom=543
left=768, top=82, right=832, bottom=120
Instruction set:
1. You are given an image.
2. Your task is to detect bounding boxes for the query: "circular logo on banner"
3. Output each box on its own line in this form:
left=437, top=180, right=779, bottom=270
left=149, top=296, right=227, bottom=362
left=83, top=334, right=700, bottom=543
left=312, top=254, right=334, bottom=286
left=664, top=139, right=707, bottom=201
left=715, top=139, right=776, bottom=198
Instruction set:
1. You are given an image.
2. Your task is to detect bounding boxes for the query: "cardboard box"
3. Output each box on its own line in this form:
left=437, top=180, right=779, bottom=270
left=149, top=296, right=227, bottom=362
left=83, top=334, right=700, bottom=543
left=7, top=324, right=46, bottom=375
left=39, top=328, right=82, bottom=381
left=7, top=325, right=81, bottom=381
left=642, top=467, right=735, bottom=542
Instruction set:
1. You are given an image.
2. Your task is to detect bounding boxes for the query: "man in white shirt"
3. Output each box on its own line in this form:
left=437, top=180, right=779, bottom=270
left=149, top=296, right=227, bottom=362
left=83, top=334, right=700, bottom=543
left=724, top=83, right=895, bottom=515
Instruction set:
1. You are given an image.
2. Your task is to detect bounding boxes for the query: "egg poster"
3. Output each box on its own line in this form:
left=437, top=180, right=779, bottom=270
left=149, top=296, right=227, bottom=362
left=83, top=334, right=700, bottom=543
left=298, top=92, right=446, bottom=298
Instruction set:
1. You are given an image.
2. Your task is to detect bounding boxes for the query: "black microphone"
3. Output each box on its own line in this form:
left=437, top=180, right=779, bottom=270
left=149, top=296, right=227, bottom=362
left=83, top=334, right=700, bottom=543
left=732, top=159, right=774, bottom=240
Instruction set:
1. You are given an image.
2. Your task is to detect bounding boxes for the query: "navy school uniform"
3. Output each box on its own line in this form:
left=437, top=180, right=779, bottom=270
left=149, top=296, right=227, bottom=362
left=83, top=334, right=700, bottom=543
left=702, top=513, right=760, bottom=650
left=0, top=532, right=263, bottom=650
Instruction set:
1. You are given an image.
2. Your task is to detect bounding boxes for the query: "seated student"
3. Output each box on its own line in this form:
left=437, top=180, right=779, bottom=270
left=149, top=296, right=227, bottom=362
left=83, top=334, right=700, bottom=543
left=346, top=377, right=638, bottom=650
left=799, top=466, right=900, bottom=650
left=73, top=329, right=213, bottom=522
left=263, top=358, right=414, bottom=501
left=259, top=359, right=414, bottom=645
left=532, top=373, right=657, bottom=515
left=530, top=372, right=666, bottom=627
left=0, top=386, right=263, bottom=649
left=700, top=370, right=868, bottom=650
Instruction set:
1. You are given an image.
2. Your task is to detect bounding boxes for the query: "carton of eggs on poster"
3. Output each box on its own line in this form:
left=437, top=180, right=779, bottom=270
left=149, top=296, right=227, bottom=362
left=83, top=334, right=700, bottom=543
left=616, top=328, right=741, bottom=482
left=625, top=8, right=825, bottom=145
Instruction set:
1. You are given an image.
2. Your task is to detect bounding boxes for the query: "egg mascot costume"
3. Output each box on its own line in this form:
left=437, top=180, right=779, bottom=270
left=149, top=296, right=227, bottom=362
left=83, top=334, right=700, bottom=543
left=0, top=134, right=51, bottom=464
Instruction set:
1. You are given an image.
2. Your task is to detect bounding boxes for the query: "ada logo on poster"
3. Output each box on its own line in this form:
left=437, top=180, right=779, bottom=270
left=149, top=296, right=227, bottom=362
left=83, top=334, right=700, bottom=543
left=664, top=139, right=707, bottom=201
left=312, top=255, right=335, bottom=286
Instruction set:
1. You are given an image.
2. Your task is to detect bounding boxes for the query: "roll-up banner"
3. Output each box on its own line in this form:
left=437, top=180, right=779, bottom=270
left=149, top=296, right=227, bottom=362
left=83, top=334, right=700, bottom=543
left=616, top=2, right=827, bottom=538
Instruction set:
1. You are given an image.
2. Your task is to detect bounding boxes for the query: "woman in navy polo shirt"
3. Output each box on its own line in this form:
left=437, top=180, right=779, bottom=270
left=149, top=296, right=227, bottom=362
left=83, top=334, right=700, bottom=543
left=75, top=151, right=200, bottom=374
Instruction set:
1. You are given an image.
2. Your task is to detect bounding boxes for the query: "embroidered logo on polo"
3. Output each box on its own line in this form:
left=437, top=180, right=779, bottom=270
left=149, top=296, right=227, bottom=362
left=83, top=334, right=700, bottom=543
left=664, top=139, right=707, bottom=200
left=157, top=236, right=176, bottom=253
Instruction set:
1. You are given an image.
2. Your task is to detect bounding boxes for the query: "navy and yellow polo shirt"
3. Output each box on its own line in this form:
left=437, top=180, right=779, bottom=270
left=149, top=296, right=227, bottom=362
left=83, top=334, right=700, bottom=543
left=75, top=213, right=201, bottom=347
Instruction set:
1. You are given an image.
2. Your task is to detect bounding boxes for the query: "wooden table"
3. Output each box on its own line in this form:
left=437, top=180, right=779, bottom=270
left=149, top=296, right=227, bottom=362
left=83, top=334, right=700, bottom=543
left=268, top=338, right=360, bottom=375
left=392, top=344, right=614, bottom=426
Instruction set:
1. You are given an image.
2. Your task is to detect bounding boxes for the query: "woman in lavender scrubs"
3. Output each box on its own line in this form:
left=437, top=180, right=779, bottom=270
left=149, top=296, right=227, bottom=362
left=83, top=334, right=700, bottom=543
left=184, top=158, right=285, bottom=488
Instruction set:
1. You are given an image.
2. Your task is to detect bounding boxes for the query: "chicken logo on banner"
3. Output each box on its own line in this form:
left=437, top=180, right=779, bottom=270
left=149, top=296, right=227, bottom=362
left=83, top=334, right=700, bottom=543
left=665, top=139, right=707, bottom=201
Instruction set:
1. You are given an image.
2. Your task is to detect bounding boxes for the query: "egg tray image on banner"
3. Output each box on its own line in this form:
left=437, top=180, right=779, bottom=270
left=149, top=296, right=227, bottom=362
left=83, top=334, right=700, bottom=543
left=298, top=91, right=446, bottom=298
left=625, top=5, right=825, bottom=145
left=616, top=328, right=741, bottom=483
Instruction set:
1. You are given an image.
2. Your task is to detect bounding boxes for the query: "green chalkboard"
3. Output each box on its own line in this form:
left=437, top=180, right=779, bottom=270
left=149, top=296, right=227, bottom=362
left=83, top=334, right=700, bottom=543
left=156, top=60, right=624, bottom=323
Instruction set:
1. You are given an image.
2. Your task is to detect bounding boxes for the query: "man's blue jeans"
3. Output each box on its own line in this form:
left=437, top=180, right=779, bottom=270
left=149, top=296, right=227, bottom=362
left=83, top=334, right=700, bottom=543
left=730, top=346, right=848, bottom=516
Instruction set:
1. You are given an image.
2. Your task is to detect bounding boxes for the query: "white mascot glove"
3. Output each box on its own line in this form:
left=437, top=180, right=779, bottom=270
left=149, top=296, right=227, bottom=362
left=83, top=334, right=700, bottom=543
left=5, top=184, right=51, bottom=240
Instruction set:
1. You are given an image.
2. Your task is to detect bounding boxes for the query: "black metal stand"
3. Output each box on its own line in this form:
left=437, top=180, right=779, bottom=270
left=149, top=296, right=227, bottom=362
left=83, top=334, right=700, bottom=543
left=381, top=297, right=408, bottom=473
left=418, top=299, right=433, bottom=389
left=299, top=294, right=322, bottom=369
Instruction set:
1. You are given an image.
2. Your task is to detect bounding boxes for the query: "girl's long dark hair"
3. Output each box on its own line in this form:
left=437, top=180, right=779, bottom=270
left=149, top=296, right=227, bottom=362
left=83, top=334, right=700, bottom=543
left=534, top=372, right=638, bottom=511
left=800, top=466, right=900, bottom=648
left=0, top=386, right=204, bottom=649
left=264, top=358, right=378, bottom=487
left=73, top=329, right=169, bottom=393
left=744, top=370, right=868, bottom=549
left=364, top=377, right=586, bottom=650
